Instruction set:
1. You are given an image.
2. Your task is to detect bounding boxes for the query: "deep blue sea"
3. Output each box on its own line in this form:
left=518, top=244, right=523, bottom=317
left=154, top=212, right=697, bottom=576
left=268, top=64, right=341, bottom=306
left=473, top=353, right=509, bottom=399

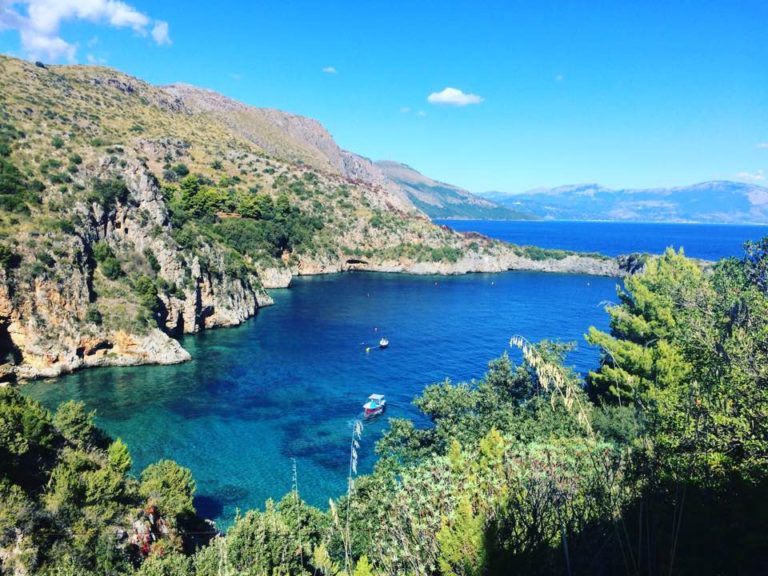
left=434, top=220, right=768, bottom=260
left=22, top=221, right=768, bottom=527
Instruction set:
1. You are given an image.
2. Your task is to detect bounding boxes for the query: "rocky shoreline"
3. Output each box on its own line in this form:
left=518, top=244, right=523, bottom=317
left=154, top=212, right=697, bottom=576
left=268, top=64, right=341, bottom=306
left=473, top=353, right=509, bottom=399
left=3, top=248, right=627, bottom=382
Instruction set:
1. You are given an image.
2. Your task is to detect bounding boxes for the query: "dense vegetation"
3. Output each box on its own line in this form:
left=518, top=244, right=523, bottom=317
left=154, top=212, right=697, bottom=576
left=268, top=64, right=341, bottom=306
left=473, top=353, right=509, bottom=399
left=0, top=392, right=204, bottom=574
left=2, top=241, right=766, bottom=574
left=161, top=173, right=323, bottom=260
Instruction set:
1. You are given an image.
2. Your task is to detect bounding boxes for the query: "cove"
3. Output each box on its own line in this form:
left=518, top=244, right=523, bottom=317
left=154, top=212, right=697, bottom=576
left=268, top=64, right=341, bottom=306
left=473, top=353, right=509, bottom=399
left=22, top=271, right=618, bottom=527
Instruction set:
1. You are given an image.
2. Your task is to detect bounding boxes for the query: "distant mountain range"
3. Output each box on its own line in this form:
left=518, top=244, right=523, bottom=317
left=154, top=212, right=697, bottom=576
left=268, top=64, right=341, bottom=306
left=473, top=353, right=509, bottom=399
left=481, top=181, right=768, bottom=224
left=375, top=161, right=534, bottom=220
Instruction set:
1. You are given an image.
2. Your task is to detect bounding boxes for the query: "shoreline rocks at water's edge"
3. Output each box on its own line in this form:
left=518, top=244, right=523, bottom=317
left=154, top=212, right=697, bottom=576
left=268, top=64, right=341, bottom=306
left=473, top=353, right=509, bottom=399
left=0, top=155, right=274, bottom=383
left=4, top=246, right=628, bottom=382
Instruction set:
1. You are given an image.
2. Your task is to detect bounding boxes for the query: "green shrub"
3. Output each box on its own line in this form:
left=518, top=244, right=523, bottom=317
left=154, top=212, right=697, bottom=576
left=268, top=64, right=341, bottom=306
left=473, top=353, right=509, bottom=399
left=140, top=460, right=196, bottom=520
left=171, top=163, right=189, bottom=177
left=101, top=257, right=122, bottom=279
left=177, top=175, right=235, bottom=217
left=0, top=387, right=55, bottom=467
left=134, top=275, right=159, bottom=312
left=517, top=245, right=569, bottom=261
left=0, top=157, right=25, bottom=196
left=51, top=136, right=64, bottom=149
left=237, top=193, right=274, bottom=220
left=57, top=218, right=75, bottom=234
left=88, top=178, right=129, bottom=211
left=85, top=305, right=103, bottom=325
left=144, top=248, right=161, bottom=273
left=53, top=401, right=96, bottom=448
left=107, top=439, right=132, bottom=474
left=0, top=196, right=29, bottom=214
left=136, top=551, right=191, bottom=576
left=36, top=252, right=55, bottom=267
left=48, top=172, right=72, bottom=184
left=92, top=241, right=114, bottom=262
left=0, top=244, right=20, bottom=270
left=224, top=505, right=303, bottom=575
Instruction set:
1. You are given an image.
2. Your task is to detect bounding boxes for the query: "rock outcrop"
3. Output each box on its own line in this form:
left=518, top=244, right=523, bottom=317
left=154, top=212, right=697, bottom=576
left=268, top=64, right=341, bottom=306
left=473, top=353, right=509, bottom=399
left=0, top=155, right=270, bottom=380
left=293, top=246, right=623, bottom=277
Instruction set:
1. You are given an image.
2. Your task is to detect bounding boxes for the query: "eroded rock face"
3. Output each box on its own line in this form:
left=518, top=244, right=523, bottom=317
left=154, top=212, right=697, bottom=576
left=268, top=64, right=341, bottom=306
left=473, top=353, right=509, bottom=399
left=297, top=246, right=623, bottom=277
left=14, top=330, right=190, bottom=380
left=0, top=149, right=623, bottom=382
left=256, top=266, right=293, bottom=289
left=0, top=157, right=270, bottom=380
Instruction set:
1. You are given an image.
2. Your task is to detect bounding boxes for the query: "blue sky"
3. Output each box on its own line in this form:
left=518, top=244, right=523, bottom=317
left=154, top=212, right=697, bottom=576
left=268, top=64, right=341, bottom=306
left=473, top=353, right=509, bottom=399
left=1, top=0, right=767, bottom=193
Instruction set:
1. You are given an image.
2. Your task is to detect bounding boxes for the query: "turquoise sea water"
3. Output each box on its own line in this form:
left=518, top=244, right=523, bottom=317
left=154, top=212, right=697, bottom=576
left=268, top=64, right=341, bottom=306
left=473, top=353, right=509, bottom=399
left=434, top=220, right=768, bottom=260
left=23, top=271, right=618, bottom=526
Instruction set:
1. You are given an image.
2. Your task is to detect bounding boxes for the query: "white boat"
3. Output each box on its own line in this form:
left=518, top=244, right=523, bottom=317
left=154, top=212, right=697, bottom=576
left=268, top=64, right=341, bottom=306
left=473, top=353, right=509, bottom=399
left=379, top=338, right=389, bottom=348
left=363, top=394, right=386, bottom=418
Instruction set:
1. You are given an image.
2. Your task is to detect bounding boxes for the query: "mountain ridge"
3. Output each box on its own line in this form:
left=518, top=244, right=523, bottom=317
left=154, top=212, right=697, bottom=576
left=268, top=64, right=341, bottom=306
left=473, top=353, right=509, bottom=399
left=481, top=181, right=768, bottom=223
left=376, top=160, right=536, bottom=220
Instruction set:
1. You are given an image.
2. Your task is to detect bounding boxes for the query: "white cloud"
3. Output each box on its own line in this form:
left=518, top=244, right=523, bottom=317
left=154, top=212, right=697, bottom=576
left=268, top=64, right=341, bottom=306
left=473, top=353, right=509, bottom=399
left=417, top=110, right=427, bottom=117
left=400, top=106, right=411, bottom=113
left=19, top=28, right=76, bottom=61
left=427, top=87, right=483, bottom=106
left=151, top=20, right=170, bottom=45
left=736, top=169, right=766, bottom=182
left=757, top=143, right=768, bottom=149
left=322, top=66, right=337, bottom=74
left=0, top=1, right=170, bottom=61
left=229, top=72, right=243, bottom=81
left=86, top=52, right=106, bottom=64
left=555, top=74, right=564, bottom=82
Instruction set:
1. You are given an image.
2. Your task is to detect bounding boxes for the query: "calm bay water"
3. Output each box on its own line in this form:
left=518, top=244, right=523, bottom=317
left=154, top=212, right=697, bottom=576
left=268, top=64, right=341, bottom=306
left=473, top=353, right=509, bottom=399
left=435, top=220, right=768, bottom=260
left=23, top=271, right=617, bottom=526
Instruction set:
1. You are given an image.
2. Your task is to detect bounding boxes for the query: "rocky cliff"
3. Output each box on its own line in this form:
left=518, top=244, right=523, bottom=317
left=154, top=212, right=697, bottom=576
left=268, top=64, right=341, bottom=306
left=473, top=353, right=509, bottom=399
left=0, top=152, right=271, bottom=379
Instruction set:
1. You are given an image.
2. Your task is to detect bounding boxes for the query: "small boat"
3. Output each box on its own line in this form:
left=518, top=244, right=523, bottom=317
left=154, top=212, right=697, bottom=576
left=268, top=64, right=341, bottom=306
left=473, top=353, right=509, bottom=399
left=363, top=394, right=386, bottom=418
left=379, top=338, right=389, bottom=349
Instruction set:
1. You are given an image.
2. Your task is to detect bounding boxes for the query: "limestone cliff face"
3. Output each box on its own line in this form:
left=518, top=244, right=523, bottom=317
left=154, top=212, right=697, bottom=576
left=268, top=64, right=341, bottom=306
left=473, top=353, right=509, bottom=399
left=0, top=156, right=270, bottom=380
left=0, top=151, right=621, bottom=381
left=291, top=245, right=623, bottom=278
